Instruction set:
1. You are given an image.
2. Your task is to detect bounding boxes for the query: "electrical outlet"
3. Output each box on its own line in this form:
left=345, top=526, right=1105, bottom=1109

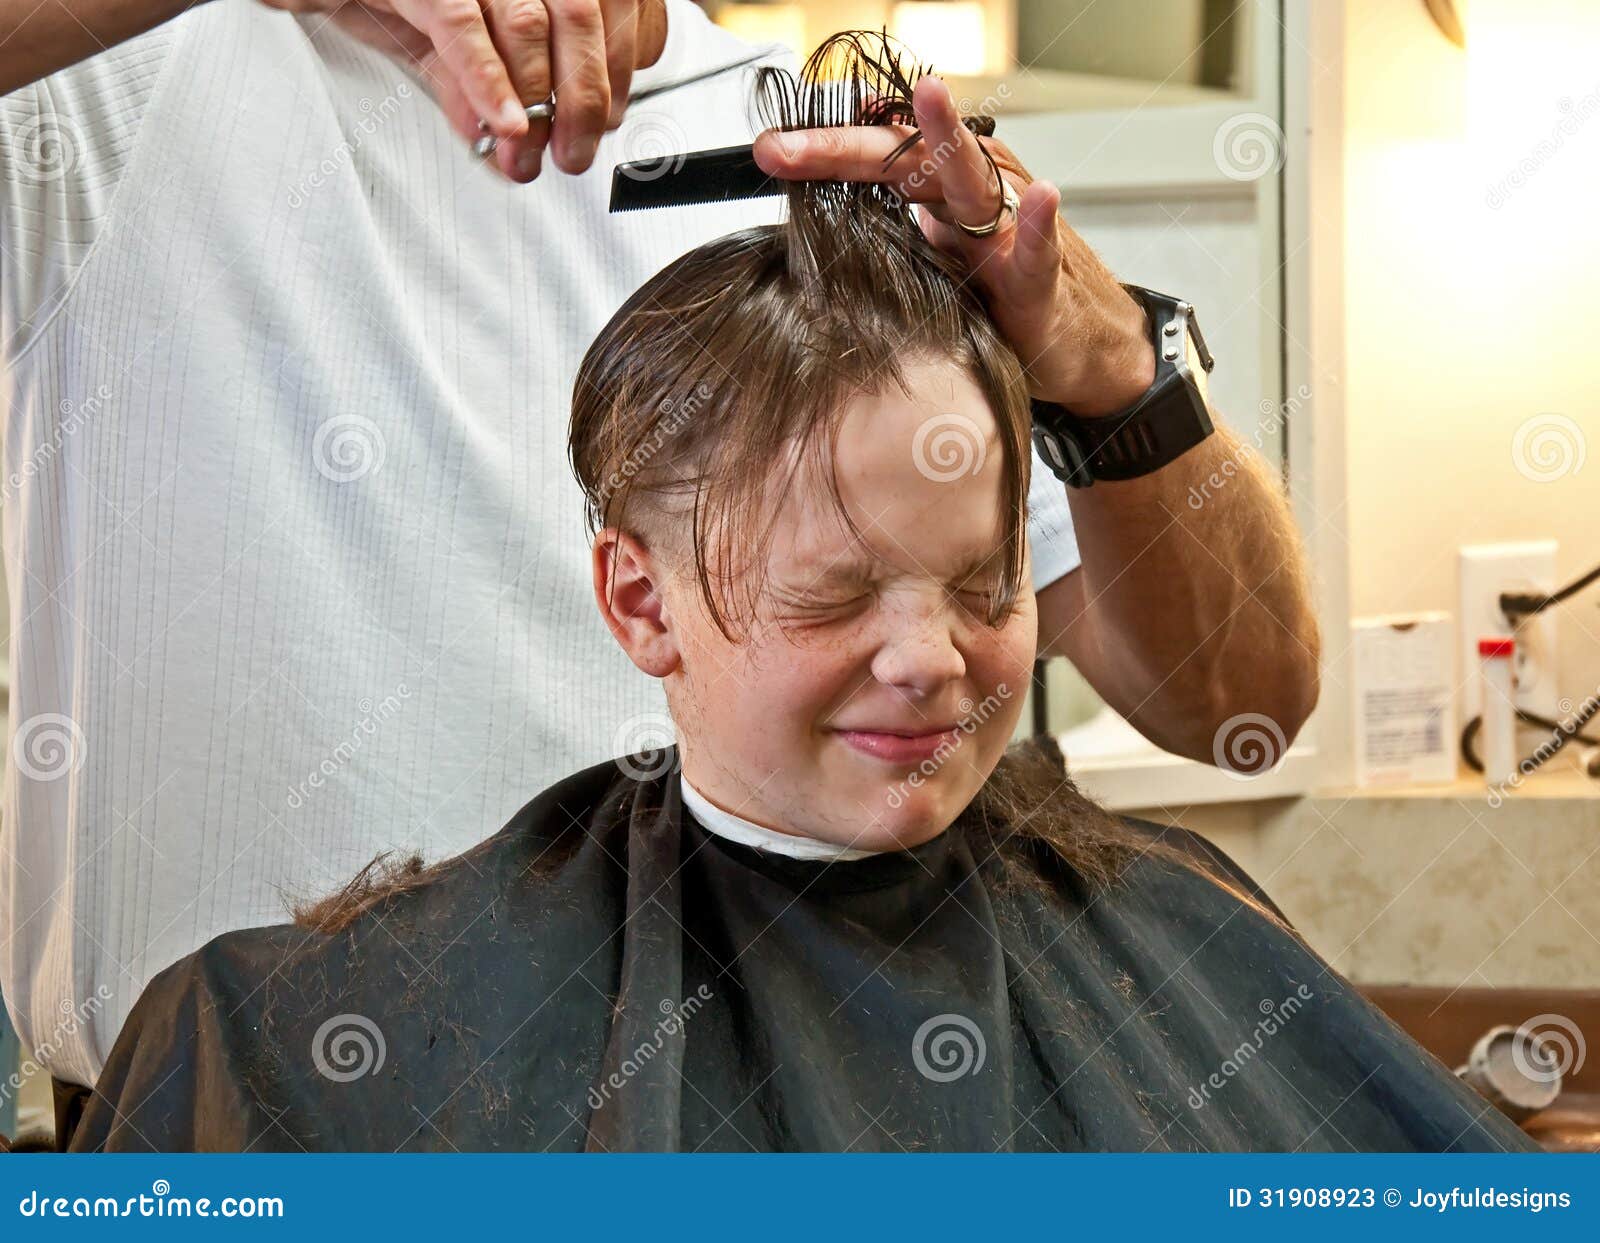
left=1458, top=541, right=1559, bottom=724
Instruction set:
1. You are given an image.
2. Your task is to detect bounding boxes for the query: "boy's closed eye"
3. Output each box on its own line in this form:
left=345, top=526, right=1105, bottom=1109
left=768, top=573, right=1014, bottom=626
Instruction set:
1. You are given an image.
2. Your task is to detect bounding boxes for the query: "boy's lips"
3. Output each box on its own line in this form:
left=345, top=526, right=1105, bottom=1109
left=833, top=724, right=963, bottom=765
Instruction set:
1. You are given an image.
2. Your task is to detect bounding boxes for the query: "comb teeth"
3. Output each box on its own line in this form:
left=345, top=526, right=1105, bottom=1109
left=608, top=144, right=780, bottom=212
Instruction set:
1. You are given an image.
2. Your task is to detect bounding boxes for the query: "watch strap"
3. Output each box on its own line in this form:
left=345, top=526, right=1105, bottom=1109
left=1031, top=285, right=1215, bottom=488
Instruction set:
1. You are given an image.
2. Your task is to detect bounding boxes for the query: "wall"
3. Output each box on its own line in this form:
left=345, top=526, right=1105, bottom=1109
left=1343, top=0, right=1600, bottom=705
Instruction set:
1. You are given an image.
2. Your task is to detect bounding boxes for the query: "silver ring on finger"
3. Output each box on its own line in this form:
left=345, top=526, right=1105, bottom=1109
left=955, top=176, right=1020, bottom=238
left=473, top=93, right=557, bottom=158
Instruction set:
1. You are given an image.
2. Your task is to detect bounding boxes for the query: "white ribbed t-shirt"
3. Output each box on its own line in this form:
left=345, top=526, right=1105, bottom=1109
left=0, top=0, right=1081, bottom=1084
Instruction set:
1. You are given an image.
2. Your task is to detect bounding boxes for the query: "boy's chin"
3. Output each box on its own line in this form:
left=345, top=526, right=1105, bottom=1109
left=863, top=777, right=976, bottom=849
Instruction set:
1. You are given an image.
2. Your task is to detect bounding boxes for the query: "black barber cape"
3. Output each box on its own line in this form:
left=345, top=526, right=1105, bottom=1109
left=72, top=751, right=1533, bottom=1152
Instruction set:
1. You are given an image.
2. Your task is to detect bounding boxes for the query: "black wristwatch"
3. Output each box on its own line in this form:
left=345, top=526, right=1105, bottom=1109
left=1030, top=284, right=1216, bottom=488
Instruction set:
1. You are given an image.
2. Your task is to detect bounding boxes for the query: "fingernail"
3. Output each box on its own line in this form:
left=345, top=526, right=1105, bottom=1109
left=568, top=134, right=598, bottom=169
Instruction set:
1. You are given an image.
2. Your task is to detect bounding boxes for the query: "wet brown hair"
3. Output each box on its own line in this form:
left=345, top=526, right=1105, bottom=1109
left=568, top=30, right=1032, bottom=639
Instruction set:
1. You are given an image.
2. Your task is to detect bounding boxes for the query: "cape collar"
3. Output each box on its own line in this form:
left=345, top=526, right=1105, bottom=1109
left=678, top=774, right=885, bottom=862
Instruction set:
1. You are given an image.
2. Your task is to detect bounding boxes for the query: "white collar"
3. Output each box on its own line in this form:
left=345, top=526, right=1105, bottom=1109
left=679, top=774, right=884, bottom=862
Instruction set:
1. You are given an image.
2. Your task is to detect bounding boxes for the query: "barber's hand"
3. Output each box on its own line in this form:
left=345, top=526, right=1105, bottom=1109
left=260, top=0, right=666, bottom=184
left=752, top=74, right=1156, bottom=417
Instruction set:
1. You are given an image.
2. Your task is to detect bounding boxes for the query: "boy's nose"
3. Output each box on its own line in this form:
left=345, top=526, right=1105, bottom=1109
left=870, top=616, right=967, bottom=699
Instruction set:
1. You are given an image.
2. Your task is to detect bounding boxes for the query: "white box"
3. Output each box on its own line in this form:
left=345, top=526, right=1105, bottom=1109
left=1351, top=612, right=1458, bottom=787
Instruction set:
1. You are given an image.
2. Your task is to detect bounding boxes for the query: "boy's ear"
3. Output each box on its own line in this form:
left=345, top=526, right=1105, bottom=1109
left=592, top=529, right=682, bottom=679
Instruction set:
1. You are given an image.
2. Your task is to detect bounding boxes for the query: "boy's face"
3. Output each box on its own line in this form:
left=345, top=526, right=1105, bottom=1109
left=653, top=357, right=1037, bottom=852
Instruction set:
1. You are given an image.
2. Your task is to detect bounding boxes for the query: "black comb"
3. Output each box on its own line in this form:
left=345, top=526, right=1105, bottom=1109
left=609, top=144, right=777, bottom=213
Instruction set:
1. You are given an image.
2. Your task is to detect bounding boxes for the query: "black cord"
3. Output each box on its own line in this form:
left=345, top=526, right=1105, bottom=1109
left=1463, top=553, right=1600, bottom=780
left=1499, top=559, right=1600, bottom=618
left=1460, top=704, right=1600, bottom=775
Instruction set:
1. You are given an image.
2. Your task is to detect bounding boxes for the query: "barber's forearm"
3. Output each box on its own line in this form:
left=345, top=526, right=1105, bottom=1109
left=1040, top=422, right=1322, bottom=763
left=0, top=0, right=205, bottom=96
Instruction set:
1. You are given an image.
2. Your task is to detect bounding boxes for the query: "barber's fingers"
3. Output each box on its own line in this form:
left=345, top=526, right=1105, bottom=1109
left=918, top=179, right=1064, bottom=306
left=389, top=0, right=529, bottom=140
left=327, top=4, right=487, bottom=145
left=599, top=0, right=637, bottom=130
left=1010, top=179, right=1065, bottom=281
left=544, top=0, right=611, bottom=173
left=480, top=0, right=555, bottom=181
left=326, top=4, right=435, bottom=64
left=907, top=75, right=1005, bottom=234
left=752, top=125, right=1025, bottom=209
